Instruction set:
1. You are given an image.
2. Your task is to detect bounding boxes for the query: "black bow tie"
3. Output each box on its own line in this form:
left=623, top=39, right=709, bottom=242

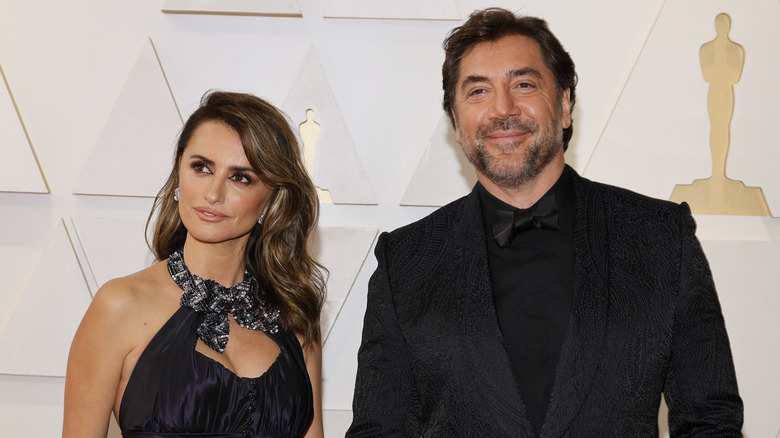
left=491, top=193, right=560, bottom=248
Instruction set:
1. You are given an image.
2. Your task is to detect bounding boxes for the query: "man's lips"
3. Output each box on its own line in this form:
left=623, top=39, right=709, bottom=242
left=194, top=207, right=229, bottom=222
left=485, top=130, right=530, bottom=142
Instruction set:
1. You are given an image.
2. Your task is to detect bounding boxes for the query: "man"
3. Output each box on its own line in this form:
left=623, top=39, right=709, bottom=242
left=348, top=8, right=743, bottom=437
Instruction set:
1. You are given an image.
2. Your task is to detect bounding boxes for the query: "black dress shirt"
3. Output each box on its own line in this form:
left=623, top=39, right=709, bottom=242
left=478, top=169, right=575, bottom=437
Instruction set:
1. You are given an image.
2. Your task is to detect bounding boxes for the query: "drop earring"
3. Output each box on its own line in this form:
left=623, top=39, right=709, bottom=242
left=258, top=213, right=265, bottom=226
left=174, top=187, right=180, bottom=201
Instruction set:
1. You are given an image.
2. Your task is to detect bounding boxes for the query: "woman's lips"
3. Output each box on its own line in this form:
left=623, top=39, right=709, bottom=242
left=194, top=207, right=228, bottom=222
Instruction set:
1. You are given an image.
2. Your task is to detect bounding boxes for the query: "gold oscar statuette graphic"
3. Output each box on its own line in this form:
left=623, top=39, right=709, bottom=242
left=299, top=108, right=333, bottom=203
left=670, top=13, right=771, bottom=216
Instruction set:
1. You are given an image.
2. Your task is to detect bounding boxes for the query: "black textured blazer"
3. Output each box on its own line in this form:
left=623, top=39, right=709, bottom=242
left=348, top=167, right=742, bottom=437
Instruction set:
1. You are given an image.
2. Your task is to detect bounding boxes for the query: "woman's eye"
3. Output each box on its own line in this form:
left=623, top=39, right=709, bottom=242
left=232, top=173, right=251, bottom=184
left=192, top=162, right=211, bottom=174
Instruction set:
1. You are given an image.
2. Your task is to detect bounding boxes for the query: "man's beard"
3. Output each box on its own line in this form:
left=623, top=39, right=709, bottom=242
left=460, top=114, right=563, bottom=189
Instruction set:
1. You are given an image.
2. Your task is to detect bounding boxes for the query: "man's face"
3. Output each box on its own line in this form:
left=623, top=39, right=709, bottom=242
left=451, top=34, right=572, bottom=189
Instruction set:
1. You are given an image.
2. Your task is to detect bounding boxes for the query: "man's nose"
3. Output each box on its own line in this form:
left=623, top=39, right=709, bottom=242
left=489, top=87, right=519, bottom=120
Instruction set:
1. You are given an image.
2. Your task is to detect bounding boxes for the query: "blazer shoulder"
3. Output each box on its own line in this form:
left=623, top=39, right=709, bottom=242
left=576, top=177, right=698, bottom=270
left=581, top=176, right=693, bottom=229
left=376, top=193, right=475, bottom=275
left=382, top=194, right=471, bottom=247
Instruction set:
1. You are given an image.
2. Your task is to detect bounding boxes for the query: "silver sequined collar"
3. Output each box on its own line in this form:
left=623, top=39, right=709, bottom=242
left=167, top=248, right=280, bottom=353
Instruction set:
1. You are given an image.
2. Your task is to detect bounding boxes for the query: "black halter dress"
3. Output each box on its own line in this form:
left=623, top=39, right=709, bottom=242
left=118, top=306, right=313, bottom=438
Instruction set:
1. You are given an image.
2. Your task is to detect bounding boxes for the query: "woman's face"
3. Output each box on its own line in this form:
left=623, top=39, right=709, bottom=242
left=177, top=120, right=272, bottom=249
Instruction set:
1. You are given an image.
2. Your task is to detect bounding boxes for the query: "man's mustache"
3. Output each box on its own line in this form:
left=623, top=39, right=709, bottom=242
left=476, top=117, right=539, bottom=139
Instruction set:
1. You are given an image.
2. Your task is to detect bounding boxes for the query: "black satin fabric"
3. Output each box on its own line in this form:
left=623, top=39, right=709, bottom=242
left=118, top=306, right=313, bottom=438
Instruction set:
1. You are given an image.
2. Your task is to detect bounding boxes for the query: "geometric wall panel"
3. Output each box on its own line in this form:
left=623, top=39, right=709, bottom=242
left=71, top=216, right=156, bottom=293
left=401, top=113, right=477, bottom=206
left=311, top=226, right=377, bottom=344
left=320, top=245, right=373, bottom=412
left=0, top=64, right=48, bottom=194
left=701, top=240, right=780, bottom=437
left=283, top=47, right=377, bottom=205
left=324, top=0, right=460, bottom=20
left=0, top=220, right=91, bottom=377
left=584, top=0, right=780, bottom=216
left=73, top=38, right=182, bottom=198
left=323, top=409, right=352, bottom=438
left=0, top=376, right=68, bottom=438
left=161, top=0, right=302, bottom=17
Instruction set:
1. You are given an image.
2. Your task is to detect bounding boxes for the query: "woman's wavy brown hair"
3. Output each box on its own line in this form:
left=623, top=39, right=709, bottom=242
left=146, top=90, right=326, bottom=347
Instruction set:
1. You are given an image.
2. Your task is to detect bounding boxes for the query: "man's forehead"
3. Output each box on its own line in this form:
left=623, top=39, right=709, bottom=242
left=457, top=34, right=545, bottom=78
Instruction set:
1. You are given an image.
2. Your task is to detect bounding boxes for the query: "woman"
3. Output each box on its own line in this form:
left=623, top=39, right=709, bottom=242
left=63, top=91, right=325, bottom=437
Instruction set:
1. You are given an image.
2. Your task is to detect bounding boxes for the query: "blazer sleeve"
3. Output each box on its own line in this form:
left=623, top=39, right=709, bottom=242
left=346, top=233, right=417, bottom=437
left=664, top=210, right=744, bottom=437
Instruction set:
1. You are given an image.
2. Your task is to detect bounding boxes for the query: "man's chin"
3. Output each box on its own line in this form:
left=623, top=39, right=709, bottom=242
left=480, top=163, right=537, bottom=188
left=481, top=138, right=529, bottom=154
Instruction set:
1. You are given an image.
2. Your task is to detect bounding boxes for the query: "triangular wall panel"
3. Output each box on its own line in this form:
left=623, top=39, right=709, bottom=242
left=71, top=217, right=156, bottom=292
left=584, top=0, right=780, bottom=216
left=401, top=114, right=476, bottom=206
left=324, top=0, right=460, bottom=20
left=310, top=226, right=377, bottom=343
left=283, top=47, right=376, bottom=205
left=322, top=410, right=352, bottom=437
left=0, top=65, right=47, bottom=193
left=701, top=240, right=780, bottom=437
left=162, top=0, right=302, bottom=17
left=73, top=38, right=183, bottom=197
left=0, top=220, right=92, bottom=377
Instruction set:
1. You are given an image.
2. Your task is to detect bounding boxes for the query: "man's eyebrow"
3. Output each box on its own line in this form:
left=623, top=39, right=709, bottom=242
left=507, top=68, right=543, bottom=80
left=460, top=75, right=489, bottom=92
left=459, top=68, right=544, bottom=91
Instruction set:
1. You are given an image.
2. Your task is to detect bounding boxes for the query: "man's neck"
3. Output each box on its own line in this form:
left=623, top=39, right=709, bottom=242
left=477, top=155, right=565, bottom=209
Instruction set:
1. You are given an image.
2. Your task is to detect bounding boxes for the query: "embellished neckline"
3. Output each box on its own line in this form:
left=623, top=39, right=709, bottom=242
left=167, top=248, right=280, bottom=353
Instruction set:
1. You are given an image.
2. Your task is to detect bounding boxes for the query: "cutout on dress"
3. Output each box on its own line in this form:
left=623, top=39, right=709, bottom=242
left=193, top=325, right=282, bottom=379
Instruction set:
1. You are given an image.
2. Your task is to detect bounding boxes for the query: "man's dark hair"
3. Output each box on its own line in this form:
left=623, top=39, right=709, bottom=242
left=442, top=8, right=578, bottom=151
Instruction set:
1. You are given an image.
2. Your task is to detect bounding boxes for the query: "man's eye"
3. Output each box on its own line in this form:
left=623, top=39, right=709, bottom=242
left=469, top=88, right=486, bottom=96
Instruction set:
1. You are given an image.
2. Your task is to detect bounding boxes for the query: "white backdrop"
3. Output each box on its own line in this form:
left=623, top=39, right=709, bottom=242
left=1, top=0, right=778, bottom=436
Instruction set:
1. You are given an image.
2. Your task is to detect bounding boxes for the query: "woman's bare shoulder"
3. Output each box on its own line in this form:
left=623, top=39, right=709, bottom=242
left=64, top=260, right=180, bottom=435
left=91, top=261, right=178, bottom=321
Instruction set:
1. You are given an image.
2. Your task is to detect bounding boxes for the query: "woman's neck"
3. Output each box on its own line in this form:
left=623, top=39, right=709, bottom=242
left=181, top=238, right=248, bottom=287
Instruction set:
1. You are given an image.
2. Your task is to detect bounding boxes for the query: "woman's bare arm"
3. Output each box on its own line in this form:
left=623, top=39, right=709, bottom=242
left=301, top=339, right=324, bottom=438
left=63, top=279, right=136, bottom=438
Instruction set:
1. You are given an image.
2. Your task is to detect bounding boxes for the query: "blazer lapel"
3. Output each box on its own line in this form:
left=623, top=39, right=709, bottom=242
left=541, top=171, right=611, bottom=438
left=456, top=187, right=535, bottom=437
